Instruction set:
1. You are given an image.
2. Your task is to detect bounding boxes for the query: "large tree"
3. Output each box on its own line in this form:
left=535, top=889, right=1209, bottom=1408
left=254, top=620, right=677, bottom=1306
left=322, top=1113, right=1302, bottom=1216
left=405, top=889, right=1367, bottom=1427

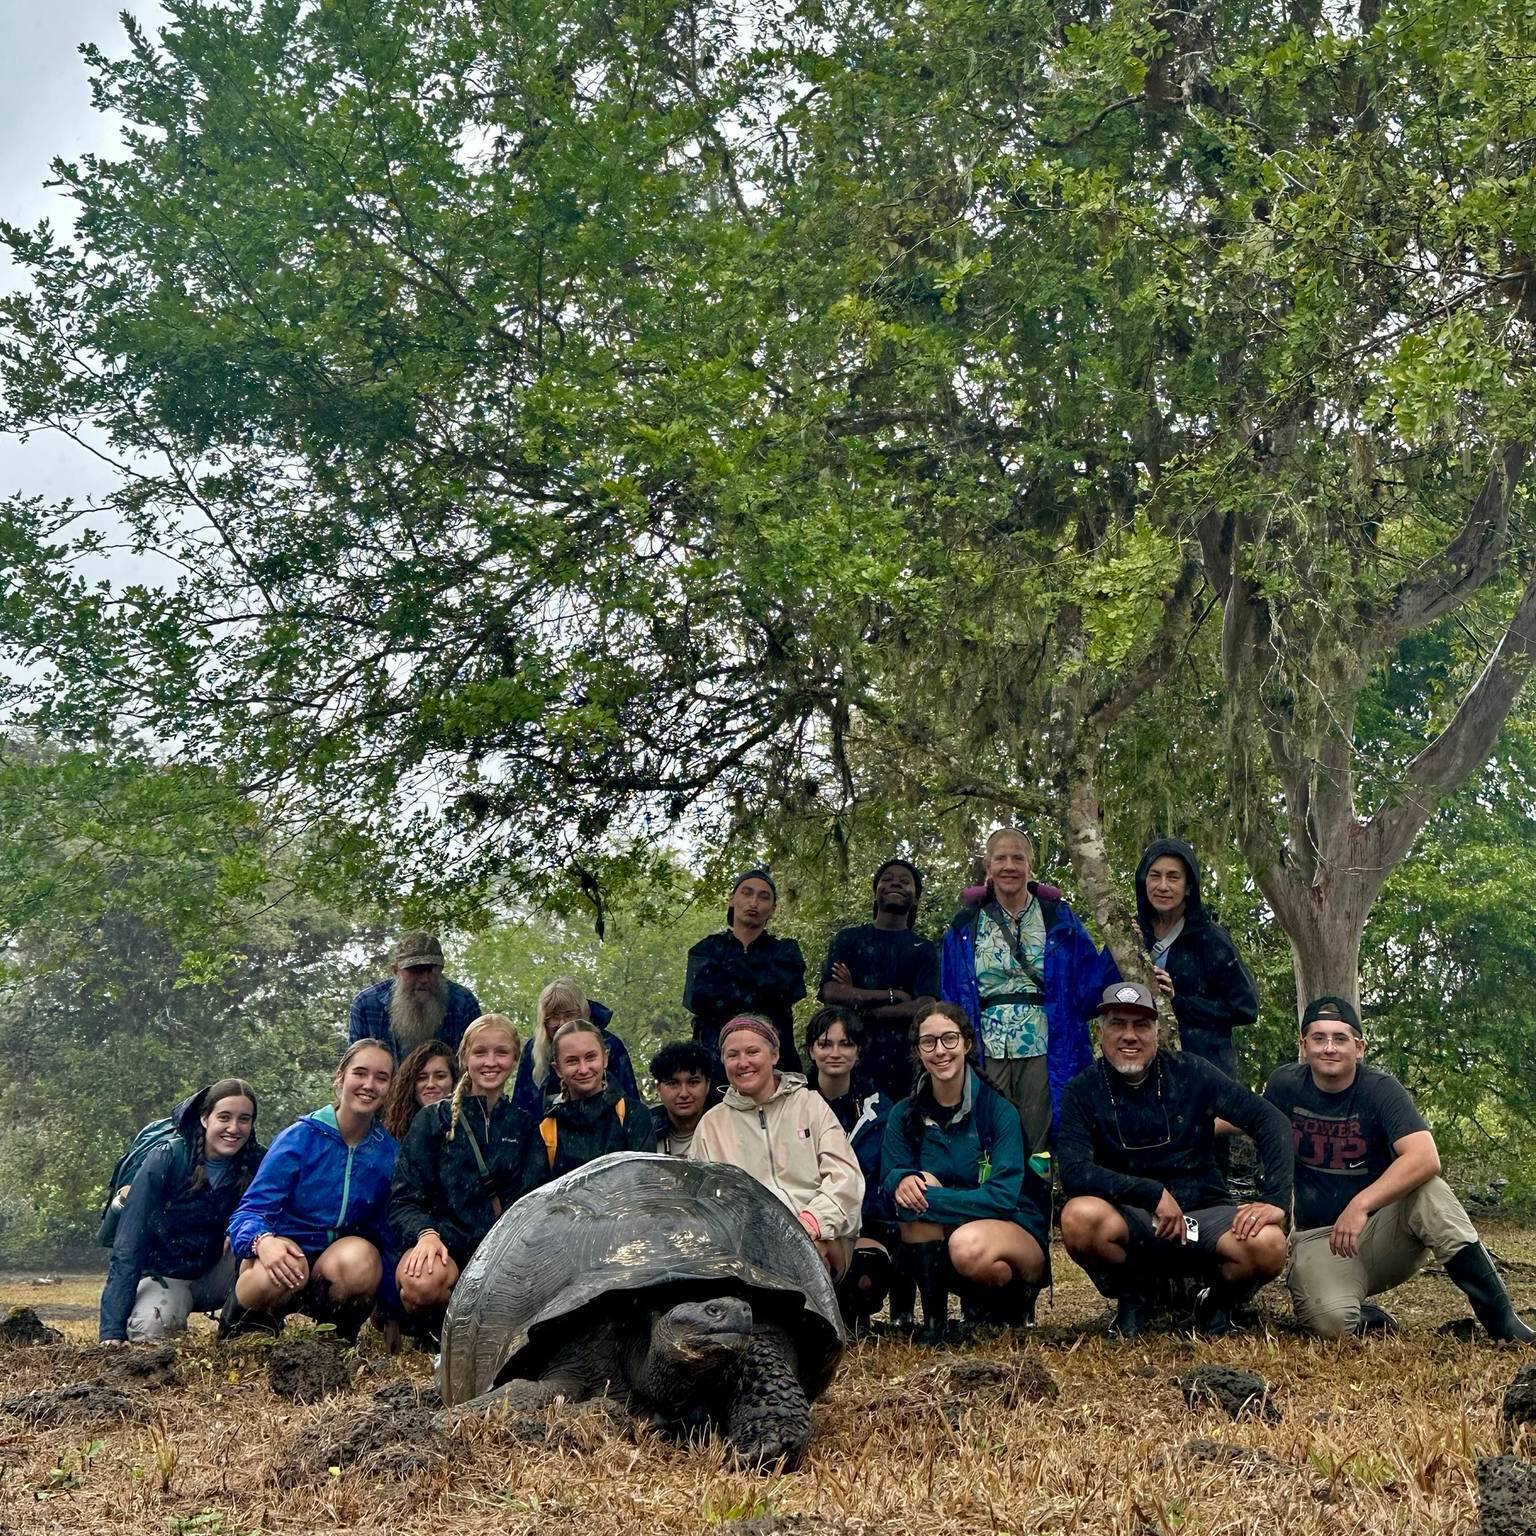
left=1, top=0, right=1532, bottom=1004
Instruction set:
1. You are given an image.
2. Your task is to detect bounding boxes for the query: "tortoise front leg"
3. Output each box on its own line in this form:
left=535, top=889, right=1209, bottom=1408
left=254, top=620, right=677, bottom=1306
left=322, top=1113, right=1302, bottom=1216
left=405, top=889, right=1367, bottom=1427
left=724, top=1325, right=811, bottom=1471
left=433, top=1375, right=587, bottom=1428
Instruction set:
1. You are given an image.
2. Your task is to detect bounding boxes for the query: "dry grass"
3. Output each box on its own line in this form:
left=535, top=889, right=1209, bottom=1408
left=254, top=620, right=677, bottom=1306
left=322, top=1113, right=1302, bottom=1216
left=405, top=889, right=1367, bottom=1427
left=5, top=1224, right=1535, bottom=1535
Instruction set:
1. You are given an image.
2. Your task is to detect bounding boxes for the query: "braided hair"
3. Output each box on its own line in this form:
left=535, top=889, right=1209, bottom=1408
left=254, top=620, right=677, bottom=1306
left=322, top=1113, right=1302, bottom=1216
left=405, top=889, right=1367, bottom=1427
left=446, top=1014, right=521, bottom=1142
left=188, top=1078, right=260, bottom=1194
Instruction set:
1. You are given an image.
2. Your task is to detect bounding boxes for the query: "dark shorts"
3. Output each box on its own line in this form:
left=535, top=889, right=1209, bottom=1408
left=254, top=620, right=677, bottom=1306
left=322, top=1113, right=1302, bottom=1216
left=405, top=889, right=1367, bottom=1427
left=1117, top=1203, right=1236, bottom=1273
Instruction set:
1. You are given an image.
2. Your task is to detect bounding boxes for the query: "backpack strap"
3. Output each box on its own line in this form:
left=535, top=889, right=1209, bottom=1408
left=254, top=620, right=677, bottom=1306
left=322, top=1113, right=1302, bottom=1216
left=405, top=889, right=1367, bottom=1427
left=540, top=1117, right=558, bottom=1169
left=616, top=1098, right=627, bottom=1125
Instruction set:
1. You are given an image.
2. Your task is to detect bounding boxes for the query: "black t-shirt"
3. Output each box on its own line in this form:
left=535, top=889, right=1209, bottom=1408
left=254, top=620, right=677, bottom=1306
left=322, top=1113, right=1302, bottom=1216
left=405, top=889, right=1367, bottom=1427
left=1263, top=1063, right=1429, bottom=1231
left=821, top=925, right=940, bottom=1008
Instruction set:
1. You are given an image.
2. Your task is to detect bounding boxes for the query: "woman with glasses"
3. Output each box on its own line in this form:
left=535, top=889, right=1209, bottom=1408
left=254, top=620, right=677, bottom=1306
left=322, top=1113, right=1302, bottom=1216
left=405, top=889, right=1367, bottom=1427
left=510, top=977, right=642, bottom=1117
left=880, top=1003, right=1051, bottom=1344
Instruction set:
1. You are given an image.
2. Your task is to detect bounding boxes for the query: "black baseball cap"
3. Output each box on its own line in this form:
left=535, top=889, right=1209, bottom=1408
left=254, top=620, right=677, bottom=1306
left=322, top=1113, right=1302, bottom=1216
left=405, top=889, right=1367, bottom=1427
left=1300, top=995, right=1362, bottom=1036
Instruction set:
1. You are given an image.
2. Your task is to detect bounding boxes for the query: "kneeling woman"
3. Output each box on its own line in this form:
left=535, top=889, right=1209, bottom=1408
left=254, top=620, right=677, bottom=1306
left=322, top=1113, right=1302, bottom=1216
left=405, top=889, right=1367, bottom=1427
left=390, top=1015, right=544, bottom=1325
left=880, top=1003, right=1050, bottom=1343
left=99, top=1080, right=264, bottom=1343
left=223, top=1041, right=399, bottom=1340
left=538, top=1019, right=655, bottom=1178
left=690, top=1015, right=864, bottom=1284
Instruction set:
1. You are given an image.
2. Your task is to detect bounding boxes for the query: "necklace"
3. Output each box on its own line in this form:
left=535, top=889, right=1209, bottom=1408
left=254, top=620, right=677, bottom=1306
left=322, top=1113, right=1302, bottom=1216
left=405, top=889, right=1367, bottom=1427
left=1098, top=1056, right=1173, bottom=1151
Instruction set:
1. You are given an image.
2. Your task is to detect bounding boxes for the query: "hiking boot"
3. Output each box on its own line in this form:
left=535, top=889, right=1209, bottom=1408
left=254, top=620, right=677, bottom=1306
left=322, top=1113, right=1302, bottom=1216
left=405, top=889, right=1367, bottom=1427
left=1355, top=1302, right=1399, bottom=1337
left=1107, top=1294, right=1149, bottom=1339
left=898, top=1240, right=950, bottom=1347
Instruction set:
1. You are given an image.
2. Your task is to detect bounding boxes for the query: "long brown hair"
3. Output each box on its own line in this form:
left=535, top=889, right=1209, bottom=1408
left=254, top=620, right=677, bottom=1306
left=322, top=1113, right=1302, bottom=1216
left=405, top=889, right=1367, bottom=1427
left=381, top=1040, right=457, bottom=1140
left=189, top=1078, right=259, bottom=1194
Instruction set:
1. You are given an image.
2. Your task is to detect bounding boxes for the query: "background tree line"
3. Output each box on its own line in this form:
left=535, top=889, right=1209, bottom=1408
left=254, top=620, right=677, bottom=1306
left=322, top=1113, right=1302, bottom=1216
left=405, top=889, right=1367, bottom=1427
left=0, top=0, right=1532, bottom=1256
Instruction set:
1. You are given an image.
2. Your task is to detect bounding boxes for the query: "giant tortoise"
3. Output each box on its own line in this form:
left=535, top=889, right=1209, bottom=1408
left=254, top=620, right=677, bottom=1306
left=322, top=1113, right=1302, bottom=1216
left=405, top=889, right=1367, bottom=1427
left=438, top=1151, right=844, bottom=1467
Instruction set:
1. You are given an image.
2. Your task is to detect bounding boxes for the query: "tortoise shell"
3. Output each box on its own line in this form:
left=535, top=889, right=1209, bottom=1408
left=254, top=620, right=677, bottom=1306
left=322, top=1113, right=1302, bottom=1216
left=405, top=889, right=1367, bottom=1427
left=439, top=1151, right=845, bottom=1405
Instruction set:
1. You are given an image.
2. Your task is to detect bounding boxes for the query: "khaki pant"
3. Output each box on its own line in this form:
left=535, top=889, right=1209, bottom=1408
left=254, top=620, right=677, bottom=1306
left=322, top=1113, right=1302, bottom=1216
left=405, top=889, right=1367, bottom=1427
left=982, top=1053, right=1051, bottom=1154
left=126, top=1251, right=238, bottom=1341
left=1286, top=1177, right=1478, bottom=1338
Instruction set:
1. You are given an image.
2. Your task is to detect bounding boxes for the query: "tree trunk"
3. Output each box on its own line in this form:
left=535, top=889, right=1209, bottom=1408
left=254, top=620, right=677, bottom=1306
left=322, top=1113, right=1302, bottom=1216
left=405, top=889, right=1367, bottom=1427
left=1255, top=833, right=1380, bottom=1021
left=1060, top=741, right=1181, bottom=1048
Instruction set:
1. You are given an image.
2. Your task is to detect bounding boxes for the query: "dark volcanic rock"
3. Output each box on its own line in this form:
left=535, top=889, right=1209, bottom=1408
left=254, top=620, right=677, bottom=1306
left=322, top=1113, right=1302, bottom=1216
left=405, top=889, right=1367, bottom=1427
left=1478, top=1455, right=1536, bottom=1535
left=1176, top=1365, right=1281, bottom=1423
left=267, top=1336, right=354, bottom=1402
left=0, top=1305, right=63, bottom=1346
left=727, top=1520, right=863, bottom=1536
left=64, top=1343, right=180, bottom=1389
left=282, top=1398, right=452, bottom=1479
left=372, top=1378, right=442, bottom=1412
left=1505, top=1365, right=1536, bottom=1438
left=1, top=1381, right=152, bottom=1428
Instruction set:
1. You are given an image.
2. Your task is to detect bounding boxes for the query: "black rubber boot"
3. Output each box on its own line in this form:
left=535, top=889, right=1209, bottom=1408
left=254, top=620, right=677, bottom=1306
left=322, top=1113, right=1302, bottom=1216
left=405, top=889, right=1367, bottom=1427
left=216, top=1288, right=282, bottom=1341
left=962, top=1273, right=1039, bottom=1331
left=405, top=1304, right=447, bottom=1352
left=899, top=1240, right=950, bottom=1346
left=886, top=1268, right=917, bottom=1334
left=1445, top=1243, right=1536, bottom=1343
left=1107, top=1292, right=1149, bottom=1339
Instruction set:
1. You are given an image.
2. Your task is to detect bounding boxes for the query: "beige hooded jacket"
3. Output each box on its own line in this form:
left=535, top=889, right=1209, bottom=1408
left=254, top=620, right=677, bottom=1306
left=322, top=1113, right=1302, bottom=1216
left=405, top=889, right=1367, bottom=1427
left=688, top=1072, right=865, bottom=1240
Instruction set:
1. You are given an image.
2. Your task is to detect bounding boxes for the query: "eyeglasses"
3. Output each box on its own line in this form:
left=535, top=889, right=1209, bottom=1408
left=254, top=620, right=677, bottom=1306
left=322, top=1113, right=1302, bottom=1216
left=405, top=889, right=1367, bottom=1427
left=916, top=1031, right=963, bottom=1054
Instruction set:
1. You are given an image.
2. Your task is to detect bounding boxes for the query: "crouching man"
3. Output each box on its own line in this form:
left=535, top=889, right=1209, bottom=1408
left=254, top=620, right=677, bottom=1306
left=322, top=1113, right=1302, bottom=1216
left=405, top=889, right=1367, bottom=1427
left=1059, top=983, right=1292, bottom=1337
left=1265, top=996, right=1534, bottom=1342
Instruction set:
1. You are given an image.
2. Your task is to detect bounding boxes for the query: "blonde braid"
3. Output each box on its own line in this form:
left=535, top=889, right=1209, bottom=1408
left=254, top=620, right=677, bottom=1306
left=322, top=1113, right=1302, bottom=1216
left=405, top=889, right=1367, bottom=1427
left=446, top=1070, right=473, bottom=1143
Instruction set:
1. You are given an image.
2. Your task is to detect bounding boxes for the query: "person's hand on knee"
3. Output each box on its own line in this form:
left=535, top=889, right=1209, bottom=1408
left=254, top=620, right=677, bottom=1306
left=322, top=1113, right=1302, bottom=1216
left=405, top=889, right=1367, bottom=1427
left=253, top=1233, right=308, bottom=1292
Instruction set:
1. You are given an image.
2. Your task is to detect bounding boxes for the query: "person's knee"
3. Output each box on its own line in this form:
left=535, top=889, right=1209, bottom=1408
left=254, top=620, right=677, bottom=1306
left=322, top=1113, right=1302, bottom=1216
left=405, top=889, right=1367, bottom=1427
left=946, top=1227, right=988, bottom=1276
left=317, top=1240, right=382, bottom=1299
left=1295, top=1293, right=1361, bottom=1338
left=1060, top=1199, right=1110, bottom=1256
left=1227, top=1227, right=1288, bottom=1281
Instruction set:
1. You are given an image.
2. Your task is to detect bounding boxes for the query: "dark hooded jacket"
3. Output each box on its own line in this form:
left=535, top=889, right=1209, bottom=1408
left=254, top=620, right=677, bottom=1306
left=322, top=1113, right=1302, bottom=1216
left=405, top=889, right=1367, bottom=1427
left=99, top=1088, right=266, bottom=1341
left=389, top=1093, right=546, bottom=1265
left=537, top=1082, right=655, bottom=1181
left=1134, top=839, right=1258, bottom=1041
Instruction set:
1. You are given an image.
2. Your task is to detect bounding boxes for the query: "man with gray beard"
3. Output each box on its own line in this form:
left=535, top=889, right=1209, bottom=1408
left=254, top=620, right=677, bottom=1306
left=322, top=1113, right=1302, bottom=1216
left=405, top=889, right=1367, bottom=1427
left=348, top=933, right=484, bottom=1062
left=1057, top=983, right=1292, bottom=1338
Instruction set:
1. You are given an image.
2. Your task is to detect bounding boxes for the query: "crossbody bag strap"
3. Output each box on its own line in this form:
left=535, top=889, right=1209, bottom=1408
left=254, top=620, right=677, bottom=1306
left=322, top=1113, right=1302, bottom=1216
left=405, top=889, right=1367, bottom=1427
left=458, top=1117, right=503, bottom=1219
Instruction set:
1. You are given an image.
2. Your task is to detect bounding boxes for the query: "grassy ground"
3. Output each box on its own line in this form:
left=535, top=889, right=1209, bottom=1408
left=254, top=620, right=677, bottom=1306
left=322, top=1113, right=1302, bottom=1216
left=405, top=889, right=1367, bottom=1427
left=4, top=1225, right=1535, bottom=1536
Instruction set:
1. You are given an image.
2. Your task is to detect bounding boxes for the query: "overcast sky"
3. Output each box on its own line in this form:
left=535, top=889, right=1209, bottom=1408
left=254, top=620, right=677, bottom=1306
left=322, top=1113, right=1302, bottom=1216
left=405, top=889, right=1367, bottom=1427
left=1, top=0, right=165, bottom=507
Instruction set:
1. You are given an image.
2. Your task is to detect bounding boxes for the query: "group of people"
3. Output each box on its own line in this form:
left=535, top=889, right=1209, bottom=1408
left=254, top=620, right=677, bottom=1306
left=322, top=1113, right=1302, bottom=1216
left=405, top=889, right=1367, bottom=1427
left=98, top=834, right=1533, bottom=1358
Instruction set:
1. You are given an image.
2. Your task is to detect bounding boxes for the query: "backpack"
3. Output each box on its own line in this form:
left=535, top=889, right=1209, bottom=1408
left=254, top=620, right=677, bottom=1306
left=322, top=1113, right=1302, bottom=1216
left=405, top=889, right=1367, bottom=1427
left=540, top=1097, right=627, bottom=1169
left=96, top=1118, right=190, bottom=1246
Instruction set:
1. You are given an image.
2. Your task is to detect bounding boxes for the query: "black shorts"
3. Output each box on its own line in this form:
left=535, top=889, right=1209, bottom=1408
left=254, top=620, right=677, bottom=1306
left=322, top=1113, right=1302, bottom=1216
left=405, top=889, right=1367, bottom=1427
left=1117, top=1203, right=1236, bottom=1273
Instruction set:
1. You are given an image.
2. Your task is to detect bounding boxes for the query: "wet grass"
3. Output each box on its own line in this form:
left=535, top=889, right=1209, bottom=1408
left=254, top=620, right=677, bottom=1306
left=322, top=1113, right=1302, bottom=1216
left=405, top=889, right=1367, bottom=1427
left=4, top=1223, right=1535, bottom=1534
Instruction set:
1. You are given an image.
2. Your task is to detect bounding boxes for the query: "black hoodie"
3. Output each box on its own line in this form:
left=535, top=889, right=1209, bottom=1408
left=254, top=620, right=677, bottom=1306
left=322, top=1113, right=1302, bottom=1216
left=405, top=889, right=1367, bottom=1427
left=1134, top=839, right=1259, bottom=1039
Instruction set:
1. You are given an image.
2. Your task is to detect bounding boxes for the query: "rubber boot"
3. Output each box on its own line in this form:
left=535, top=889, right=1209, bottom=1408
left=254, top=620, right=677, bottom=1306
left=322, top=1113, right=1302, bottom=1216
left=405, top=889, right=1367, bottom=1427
left=1356, top=1301, right=1399, bottom=1337
left=899, top=1241, right=950, bottom=1346
left=962, top=1273, right=1039, bottom=1331
left=405, top=1303, right=447, bottom=1353
left=216, top=1288, right=282, bottom=1341
left=1445, top=1242, right=1536, bottom=1343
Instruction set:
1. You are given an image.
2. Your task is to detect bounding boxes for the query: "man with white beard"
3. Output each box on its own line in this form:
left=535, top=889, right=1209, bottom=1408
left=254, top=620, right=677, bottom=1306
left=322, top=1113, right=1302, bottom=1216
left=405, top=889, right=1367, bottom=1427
left=1057, top=983, right=1293, bottom=1338
left=348, top=933, right=484, bottom=1063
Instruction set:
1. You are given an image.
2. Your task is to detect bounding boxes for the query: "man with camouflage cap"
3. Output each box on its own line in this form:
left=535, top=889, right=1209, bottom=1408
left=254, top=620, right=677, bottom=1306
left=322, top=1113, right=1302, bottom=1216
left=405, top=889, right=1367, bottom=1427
left=347, top=931, right=484, bottom=1062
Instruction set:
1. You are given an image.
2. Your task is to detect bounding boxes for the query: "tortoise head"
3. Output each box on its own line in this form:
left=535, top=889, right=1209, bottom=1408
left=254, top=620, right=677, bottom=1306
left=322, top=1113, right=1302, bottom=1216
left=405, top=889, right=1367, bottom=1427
left=630, top=1296, right=753, bottom=1405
